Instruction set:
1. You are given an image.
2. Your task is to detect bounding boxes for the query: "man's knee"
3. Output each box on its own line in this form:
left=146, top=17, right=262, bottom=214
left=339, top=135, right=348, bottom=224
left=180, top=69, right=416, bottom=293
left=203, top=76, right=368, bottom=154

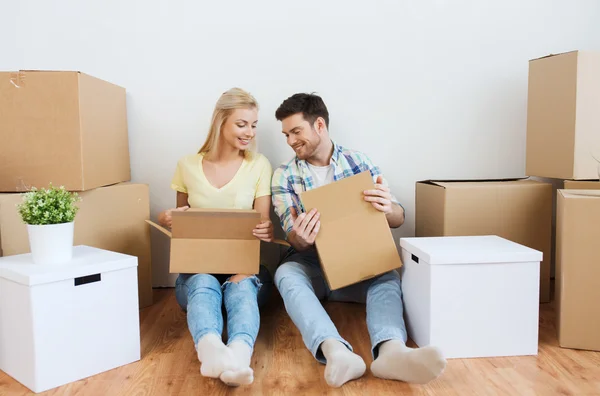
left=274, top=261, right=310, bottom=290
left=373, top=269, right=401, bottom=287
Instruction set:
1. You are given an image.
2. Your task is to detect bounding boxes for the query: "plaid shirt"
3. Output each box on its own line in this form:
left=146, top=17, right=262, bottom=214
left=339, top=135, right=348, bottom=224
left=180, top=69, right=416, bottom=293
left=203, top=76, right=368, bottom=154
left=271, top=140, right=403, bottom=236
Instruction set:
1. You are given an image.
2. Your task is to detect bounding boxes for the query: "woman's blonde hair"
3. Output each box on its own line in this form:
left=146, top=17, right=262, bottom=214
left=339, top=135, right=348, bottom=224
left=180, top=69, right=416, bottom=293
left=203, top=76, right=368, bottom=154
left=198, top=87, right=259, bottom=159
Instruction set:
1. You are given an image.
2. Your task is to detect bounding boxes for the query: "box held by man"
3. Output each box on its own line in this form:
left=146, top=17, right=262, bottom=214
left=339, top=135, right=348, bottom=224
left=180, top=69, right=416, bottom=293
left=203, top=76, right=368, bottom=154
left=300, top=171, right=403, bottom=290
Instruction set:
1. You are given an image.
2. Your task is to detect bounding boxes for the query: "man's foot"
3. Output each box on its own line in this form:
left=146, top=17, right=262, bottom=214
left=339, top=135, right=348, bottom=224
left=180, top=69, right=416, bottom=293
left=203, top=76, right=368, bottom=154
left=219, top=341, right=255, bottom=386
left=371, top=340, right=446, bottom=384
left=321, top=339, right=366, bottom=387
left=196, top=333, right=237, bottom=378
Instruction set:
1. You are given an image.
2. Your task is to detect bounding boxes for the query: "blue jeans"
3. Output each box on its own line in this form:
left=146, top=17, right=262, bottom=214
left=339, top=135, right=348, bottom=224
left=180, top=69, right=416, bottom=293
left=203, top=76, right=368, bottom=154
left=175, top=265, right=272, bottom=349
left=274, top=251, right=407, bottom=363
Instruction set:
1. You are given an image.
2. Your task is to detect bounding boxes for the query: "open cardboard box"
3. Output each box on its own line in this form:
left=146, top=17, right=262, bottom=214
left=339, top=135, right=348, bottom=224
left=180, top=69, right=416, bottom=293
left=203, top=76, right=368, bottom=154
left=147, top=208, right=262, bottom=274
left=300, top=171, right=403, bottom=290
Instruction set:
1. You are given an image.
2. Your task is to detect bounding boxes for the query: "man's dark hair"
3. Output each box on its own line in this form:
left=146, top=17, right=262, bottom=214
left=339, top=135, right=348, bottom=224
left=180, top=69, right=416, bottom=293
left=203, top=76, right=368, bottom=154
left=275, top=93, right=329, bottom=128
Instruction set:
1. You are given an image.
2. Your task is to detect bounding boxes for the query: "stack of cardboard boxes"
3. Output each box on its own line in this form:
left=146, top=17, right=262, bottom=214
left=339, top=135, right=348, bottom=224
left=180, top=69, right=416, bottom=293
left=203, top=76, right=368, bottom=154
left=525, top=50, right=600, bottom=352
left=415, top=50, right=600, bottom=351
left=0, top=70, right=153, bottom=309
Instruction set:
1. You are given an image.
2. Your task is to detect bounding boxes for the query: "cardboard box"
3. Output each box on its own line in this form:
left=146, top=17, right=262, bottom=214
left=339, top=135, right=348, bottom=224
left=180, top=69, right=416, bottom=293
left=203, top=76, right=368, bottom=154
left=555, top=189, right=600, bottom=351
left=147, top=209, right=261, bottom=275
left=563, top=180, right=600, bottom=190
left=299, top=171, right=403, bottom=290
left=400, top=235, right=541, bottom=358
left=415, top=179, right=552, bottom=303
left=0, top=70, right=131, bottom=192
left=0, top=183, right=153, bottom=308
left=526, top=51, right=600, bottom=180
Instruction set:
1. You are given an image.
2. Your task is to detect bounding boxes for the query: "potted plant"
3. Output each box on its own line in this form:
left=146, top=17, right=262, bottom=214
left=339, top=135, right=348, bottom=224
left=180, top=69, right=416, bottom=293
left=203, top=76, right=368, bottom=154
left=17, top=184, right=82, bottom=265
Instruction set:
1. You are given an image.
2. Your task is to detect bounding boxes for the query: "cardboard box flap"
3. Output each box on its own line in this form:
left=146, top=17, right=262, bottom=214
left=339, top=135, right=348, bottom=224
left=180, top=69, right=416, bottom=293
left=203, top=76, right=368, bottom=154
left=171, top=209, right=260, bottom=240
left=400, top=235, right=543, bottom=265
left=529, top=50, right=579, bottom=62
left=299, top=171, right=402, bottom=290
left=563, top=180, right=600, bottom=190
left=7, top=70, right=81, bottom=74
left=146, top=220, right=172, bottom=237
left=559, top=189, right=600, bottom=199
left=300, top=171, right=374, bottom=220
left=145, top=219, right=291, bottom=246
left=318, top=212, right=401, bottom=281
left=418, top=178, right=529, bottom=189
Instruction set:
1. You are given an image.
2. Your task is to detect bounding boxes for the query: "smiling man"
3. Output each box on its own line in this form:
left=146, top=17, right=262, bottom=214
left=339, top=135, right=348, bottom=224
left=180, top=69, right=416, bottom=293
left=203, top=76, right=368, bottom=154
left=270, top=93, right=446, bottom=388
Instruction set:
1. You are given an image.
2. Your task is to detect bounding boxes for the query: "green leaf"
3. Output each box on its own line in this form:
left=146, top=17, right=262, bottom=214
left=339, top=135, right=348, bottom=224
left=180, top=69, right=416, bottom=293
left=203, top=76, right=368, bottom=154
left=16, top=183, right=82, bottom=225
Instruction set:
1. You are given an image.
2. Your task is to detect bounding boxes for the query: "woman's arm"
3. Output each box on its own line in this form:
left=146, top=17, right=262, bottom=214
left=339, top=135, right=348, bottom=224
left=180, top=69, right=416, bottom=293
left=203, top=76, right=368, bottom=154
left=252, top=195, right=274, bottom=242
left=177, top=192, right=189, bottom=208
left=158, top=192, right=190, bottom=228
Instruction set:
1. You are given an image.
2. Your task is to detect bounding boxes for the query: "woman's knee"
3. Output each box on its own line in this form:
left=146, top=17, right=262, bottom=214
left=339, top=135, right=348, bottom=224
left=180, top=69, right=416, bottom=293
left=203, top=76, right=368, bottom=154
left=176, top=273, right=221, bottom=311
left=183, top=273, right=222, bottom=292
left=228, top=274, right=252, bottom=284
left=227, top=264, right=271, bottom=285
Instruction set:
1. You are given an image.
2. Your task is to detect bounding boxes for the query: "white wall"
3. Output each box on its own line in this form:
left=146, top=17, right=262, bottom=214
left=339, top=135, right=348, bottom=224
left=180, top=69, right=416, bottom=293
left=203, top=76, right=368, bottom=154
left=3, top=0, right=600, bottom=286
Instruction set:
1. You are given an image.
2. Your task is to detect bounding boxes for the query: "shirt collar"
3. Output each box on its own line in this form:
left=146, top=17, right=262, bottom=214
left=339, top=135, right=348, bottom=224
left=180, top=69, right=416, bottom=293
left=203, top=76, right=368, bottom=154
left=295, top=139, right=341, bottom=169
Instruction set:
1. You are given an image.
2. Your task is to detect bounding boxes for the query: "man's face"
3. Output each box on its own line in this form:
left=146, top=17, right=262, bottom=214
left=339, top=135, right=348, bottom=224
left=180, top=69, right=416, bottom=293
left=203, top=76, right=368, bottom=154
left=281, top=113, right=322, bottom=161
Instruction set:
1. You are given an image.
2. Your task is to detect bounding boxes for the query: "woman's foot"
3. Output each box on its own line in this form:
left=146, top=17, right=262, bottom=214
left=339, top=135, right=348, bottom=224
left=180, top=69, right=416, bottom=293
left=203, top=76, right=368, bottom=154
left=196, top=333, right=237, bottom=378
left=220, top=340, right=255, bottom=386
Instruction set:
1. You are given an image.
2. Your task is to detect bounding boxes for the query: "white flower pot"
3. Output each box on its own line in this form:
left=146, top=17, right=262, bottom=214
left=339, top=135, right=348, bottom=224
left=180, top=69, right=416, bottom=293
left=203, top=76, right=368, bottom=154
left=26, top=222, right=75, bottom=265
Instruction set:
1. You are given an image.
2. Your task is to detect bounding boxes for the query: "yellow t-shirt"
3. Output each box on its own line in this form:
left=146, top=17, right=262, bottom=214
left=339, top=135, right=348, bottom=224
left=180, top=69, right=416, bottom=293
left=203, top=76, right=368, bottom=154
left=170, top=152, right=273, bottom=210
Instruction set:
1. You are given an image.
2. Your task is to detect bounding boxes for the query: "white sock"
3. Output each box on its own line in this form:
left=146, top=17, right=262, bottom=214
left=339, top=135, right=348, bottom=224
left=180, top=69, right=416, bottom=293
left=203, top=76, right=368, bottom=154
left=321, top=339, right=366, bottom=387
left=371, top=340, right=447, bottom=384
left=195, top=333, right=237, bottom=378
left=219, top=341, right=254, bottom=386
left=220, top=368, right=254, bottom=387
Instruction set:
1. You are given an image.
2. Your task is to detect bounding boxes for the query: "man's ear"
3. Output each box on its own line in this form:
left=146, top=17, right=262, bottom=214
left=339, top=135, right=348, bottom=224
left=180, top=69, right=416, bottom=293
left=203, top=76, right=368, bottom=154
left=315, top=117, right=327, bottom=134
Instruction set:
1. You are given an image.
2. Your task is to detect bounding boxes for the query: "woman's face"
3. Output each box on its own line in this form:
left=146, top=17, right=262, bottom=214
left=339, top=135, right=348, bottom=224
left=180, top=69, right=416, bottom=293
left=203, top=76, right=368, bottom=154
left=221, top=107, right=258, bottom=151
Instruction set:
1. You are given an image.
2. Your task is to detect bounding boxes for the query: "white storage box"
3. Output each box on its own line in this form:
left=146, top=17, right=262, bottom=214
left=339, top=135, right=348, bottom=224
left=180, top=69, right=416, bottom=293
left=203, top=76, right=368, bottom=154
left=399, top=235, right=542, bottom=359
left=0, top=245, right=141, bottom=393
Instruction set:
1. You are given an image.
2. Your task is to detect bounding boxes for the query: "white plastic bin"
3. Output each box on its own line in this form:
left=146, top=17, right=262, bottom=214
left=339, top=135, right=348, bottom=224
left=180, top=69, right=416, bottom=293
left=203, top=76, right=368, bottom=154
left=399, top=235, right=542, bottom=359
left=0, top=245, right=141, bottom=393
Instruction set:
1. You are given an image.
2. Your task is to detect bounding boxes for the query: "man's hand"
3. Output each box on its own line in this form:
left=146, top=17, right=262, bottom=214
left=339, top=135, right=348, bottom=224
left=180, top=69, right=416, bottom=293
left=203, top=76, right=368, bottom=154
left=158, top=206, right=189, bottom=228
left=289, top=207, right=321, bottom=251
left=363, top=176, right=393, bottom=214
left=363, top=175, right=405, bottom=228
left=253, top=220, right=274, bottom=242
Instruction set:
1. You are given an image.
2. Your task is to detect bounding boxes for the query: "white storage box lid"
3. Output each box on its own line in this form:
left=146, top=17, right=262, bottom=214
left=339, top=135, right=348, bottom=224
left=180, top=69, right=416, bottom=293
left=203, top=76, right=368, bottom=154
left=0, top=245, right=137, bottom=286
left=399, top=235, right=543, bottom=265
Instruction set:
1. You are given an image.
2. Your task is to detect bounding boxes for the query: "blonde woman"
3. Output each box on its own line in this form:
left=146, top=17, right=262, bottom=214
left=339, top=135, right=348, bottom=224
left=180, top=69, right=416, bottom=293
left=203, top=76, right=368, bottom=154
left=158, top=88, right=273, bottom=387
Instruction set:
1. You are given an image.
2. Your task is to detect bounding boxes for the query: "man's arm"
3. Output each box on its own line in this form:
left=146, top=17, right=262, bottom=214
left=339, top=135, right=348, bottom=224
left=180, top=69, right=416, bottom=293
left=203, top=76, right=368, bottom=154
left=386, top=201, right=405, bottom=228
left=271, top=167, right=320, bottom=251
left=287, top=208, right=320, bottom=251
left=358, top=153, right=405, bottom=229
left=363, top=175, right=405, bottom=228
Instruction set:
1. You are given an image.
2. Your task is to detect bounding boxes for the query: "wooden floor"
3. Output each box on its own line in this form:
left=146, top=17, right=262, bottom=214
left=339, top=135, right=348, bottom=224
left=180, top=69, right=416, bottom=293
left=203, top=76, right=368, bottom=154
left=2, top=288, right=600, bottom=396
